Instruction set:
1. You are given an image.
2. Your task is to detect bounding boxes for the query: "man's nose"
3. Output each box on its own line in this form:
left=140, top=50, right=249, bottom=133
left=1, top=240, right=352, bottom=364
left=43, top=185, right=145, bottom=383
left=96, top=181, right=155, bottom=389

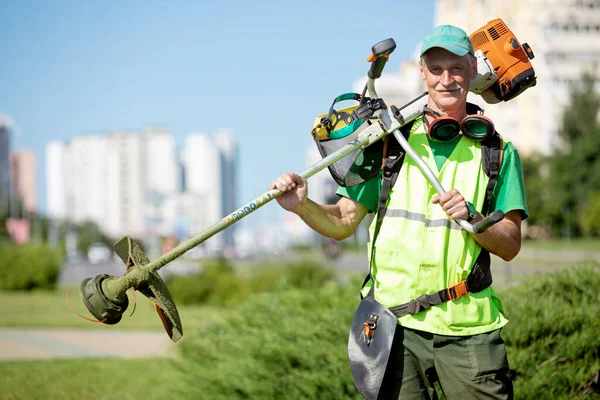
left=440, top=70, right=453, bottom=85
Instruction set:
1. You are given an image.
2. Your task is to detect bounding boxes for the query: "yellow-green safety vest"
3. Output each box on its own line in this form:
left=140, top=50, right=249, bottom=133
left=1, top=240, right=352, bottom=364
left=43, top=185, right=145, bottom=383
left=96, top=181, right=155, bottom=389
left=364, top=119, right=508, bottom=336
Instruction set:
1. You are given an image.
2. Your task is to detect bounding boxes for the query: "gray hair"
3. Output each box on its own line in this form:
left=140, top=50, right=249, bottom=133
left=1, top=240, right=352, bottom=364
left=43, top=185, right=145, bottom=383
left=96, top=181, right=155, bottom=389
left=419, top=52, right=475, bottom=66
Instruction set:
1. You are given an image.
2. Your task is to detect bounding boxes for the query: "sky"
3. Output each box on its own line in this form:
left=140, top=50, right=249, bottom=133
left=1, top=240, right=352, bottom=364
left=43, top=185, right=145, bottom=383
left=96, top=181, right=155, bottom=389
left=1, top=0, right=435, bottom=228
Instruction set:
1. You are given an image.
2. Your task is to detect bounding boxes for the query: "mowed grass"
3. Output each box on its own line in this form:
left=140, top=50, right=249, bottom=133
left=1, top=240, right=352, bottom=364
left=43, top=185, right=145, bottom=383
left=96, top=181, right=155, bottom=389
left=0, top=286, right=232, bottom=400
left=0, top=358, right=186, bottom=400
left=493, top=238, right=600, bottom=271
left=0, top=285, right=225, bottom=331
left=521, top=237, right=600, bottom=253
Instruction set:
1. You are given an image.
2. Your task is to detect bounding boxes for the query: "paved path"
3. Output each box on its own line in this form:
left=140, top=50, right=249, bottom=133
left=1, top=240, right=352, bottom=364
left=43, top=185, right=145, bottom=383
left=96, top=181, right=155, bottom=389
left=0, top=328, right=174, bottom=361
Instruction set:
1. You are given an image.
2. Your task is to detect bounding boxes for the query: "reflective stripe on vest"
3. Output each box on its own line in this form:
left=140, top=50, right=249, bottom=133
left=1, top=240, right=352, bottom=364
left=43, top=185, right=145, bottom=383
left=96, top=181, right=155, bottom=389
left=366, top=119, right=508, bottom=336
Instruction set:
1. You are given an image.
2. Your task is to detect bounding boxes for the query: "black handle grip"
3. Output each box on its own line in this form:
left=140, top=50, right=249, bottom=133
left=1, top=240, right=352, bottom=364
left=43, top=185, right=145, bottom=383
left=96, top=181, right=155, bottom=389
left=472, top=210, right=505, bottom=234
left=367, top=38, right=396, bottom=79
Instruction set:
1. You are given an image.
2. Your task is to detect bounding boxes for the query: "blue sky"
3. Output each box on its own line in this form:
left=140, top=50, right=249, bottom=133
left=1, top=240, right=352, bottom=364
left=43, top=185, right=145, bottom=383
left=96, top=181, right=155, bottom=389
left=1, top=1, right=435, bottom=227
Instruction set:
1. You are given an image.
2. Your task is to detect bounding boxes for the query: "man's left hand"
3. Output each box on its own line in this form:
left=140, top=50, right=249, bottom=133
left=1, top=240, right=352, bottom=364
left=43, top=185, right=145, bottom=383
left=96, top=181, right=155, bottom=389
left=432, top=189, right=475, bottom=221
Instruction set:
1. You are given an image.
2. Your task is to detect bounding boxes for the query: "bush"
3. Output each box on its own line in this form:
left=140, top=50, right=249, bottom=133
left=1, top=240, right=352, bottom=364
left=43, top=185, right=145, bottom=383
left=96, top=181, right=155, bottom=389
left=166, top=257, right=337, bottom=306
left=176, top=281, right=363, bottom=400
left=248, top=258, right=337, bottom=292
left=166, top=258, right=251, bottom=306
left=500, top=262, right=600, bottom=399
left=174, top=264, right=600, bottom=399
left=0, top=243, right=63, bottom=291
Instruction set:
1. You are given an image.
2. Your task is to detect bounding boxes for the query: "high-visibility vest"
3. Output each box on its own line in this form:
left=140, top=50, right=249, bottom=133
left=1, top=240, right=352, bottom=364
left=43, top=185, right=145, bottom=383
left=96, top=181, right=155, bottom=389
left=366, top=120, right=508, bottom=336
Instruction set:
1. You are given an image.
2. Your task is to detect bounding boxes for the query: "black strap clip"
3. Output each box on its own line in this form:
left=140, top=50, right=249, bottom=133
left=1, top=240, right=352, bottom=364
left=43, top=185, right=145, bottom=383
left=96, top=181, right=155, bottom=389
left=352, top=98, right=387, bottom=121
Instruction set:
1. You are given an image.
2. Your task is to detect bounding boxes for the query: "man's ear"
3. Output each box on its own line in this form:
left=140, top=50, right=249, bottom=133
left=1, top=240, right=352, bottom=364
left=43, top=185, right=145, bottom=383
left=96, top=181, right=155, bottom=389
left=471, top=54, right=478, bottom=80
left=419, top=58, right=426, bottom=81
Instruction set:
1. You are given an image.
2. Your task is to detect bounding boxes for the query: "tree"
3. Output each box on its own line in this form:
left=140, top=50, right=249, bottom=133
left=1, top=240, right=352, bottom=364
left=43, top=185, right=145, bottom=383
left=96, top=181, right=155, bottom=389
left=579, top=191, right=600, bottom=236
left=546, top=71, right=600, bottom=237
left=520, top=152, right=547, bottom=227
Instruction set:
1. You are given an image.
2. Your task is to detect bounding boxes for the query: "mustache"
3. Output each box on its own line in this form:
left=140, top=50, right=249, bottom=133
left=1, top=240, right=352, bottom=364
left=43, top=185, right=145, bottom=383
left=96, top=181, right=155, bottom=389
left=436, top=86, right=462, bottom=92
left=436, top=87, right=461, bottom=92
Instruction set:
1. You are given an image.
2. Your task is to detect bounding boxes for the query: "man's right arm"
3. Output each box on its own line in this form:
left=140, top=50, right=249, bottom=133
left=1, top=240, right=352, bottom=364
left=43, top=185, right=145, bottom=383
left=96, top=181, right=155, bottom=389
left=269, top=172, right=369, bottom=240
left=295, top=196, right=369, bottom=240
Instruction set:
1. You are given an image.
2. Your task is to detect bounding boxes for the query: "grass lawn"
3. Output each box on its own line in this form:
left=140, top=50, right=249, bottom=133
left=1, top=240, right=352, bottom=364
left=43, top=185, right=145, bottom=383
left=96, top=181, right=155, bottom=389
left=0, top=285, right=225, bottom=332
left=0, top=286, right=230, bottom=399
left=521, top=237, right=600, bottom=252
left=0, top=358, right=188, bottom=400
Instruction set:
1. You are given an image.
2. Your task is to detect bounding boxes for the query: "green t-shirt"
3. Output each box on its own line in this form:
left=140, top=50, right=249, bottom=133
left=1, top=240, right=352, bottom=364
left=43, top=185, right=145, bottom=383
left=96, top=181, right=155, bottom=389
left=336, top=139, right=529, bottom=219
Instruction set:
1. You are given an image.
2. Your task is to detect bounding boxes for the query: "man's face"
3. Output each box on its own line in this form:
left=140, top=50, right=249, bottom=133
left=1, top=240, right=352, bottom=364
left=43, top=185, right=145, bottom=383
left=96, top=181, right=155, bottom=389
left=420, top=47, right=476, bottom=113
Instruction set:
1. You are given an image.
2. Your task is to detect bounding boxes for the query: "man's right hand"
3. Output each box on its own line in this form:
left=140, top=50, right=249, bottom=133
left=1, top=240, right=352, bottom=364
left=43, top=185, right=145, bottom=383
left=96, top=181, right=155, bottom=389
left=269, top=172, right=308, bottom=213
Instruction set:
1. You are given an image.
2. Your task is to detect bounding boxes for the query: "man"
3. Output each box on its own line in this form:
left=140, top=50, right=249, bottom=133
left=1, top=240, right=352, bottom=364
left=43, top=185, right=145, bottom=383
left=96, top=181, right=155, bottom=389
left=270, top=25, right=527, bottom=399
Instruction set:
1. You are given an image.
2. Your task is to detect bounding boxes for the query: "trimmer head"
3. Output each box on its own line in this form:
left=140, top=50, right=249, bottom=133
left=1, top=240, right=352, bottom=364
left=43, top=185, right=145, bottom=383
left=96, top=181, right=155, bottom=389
left=77, top=236, right=183, bottom=342
left=79, top=274, right=129, bottom=325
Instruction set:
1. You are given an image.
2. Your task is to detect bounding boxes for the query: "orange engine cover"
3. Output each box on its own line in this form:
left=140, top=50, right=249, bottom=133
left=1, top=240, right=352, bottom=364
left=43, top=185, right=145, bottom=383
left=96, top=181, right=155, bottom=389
left=469, top=18, right=536, bottom=103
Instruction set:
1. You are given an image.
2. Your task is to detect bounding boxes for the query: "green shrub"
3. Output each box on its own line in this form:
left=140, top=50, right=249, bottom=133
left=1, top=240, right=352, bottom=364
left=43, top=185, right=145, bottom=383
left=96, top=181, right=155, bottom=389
left=167, top=258, right=337, bottom=306
left=0, top=243, right=62, bottom=291
left=175, top=264, right=600, bottom=399
left=176, top=281, right=363, bottom=400
left=166, top=258, right=251, bottom=306
left=248, top=258, right=337, bottom=292
left=500, top=262, right=600, bottom=399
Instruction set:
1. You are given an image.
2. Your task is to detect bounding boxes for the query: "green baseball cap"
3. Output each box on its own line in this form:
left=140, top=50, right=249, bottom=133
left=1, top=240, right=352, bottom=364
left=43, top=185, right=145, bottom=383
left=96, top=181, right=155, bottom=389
left=420, top=25, right=474, bottom=57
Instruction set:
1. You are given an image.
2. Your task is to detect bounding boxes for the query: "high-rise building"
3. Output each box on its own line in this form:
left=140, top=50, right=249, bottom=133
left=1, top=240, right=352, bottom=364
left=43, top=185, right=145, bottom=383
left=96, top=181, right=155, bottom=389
left=105, top=131, right=145, bottom=237
left=142, top=128, right=178, bottom=236
left=47, top=132, right=145, bottom=238
left=182, top=131, right=237, bottom=254
left=46, top=141, right=69, bottom=220
left=46, top=128, right=237, bottom=252
left=0, top=114, right=11, bottom=216
left=214, top=129, right=237, bottom=250
left=9, top=150, right=36, bottom=213
left=69, top=134, right=114, bottom=231
left=144, top=128, right=178, bottom=194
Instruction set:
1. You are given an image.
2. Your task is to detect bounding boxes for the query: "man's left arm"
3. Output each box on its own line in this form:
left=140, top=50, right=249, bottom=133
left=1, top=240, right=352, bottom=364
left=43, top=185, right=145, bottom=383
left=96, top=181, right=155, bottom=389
left=432, top=143, right=527, bottom=261
left=470, top=209, right=522, bottom=261
left=433, top=192, right=522, bottom=261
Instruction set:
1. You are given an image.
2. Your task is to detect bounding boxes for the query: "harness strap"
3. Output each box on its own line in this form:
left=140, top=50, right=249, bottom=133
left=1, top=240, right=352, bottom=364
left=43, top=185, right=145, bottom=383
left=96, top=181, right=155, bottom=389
left=466, top=101, right=503, bottom=216
left=388, top=249, right=492, bottom=318
left=362, top=123, right=412, bottom=299
left=481, top=133, right=503, bottom=215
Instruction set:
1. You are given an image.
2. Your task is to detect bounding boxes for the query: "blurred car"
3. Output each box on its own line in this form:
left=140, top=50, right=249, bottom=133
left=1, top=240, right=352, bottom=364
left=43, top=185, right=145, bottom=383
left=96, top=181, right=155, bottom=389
left=87, top=242, right=114, bottom=264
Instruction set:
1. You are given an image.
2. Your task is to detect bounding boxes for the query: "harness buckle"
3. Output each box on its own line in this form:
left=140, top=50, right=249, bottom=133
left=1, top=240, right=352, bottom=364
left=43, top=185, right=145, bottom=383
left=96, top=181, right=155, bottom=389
left=447, top=281, right=469, bottom=301
left=363, top=314, right=379, bottom=345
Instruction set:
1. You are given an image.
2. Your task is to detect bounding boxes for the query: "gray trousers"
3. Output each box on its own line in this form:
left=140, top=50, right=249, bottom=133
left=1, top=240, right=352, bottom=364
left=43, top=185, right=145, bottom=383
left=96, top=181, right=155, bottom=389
left=395, top=327, right=513, bottom=400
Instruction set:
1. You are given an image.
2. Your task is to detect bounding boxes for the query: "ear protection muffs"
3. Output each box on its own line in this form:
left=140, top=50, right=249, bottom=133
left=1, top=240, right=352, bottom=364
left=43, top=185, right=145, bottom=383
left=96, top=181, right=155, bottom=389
left=423, top=106, right=495, bottom=142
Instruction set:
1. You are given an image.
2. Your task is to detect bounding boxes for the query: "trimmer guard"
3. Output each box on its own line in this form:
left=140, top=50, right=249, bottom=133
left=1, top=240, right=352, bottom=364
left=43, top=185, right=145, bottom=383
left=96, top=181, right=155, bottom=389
left=114, top=236, right=183, bottom=342
left=348, top=296, right=403, bottom=400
